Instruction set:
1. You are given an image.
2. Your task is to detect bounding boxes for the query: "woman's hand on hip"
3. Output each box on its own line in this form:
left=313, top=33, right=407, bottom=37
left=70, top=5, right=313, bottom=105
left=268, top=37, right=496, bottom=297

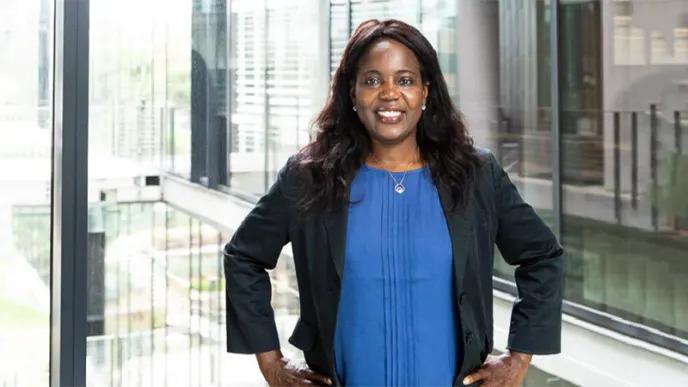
left=462, top=350, right=532, bottom=387
left=257, top=350, right=333, bottom=387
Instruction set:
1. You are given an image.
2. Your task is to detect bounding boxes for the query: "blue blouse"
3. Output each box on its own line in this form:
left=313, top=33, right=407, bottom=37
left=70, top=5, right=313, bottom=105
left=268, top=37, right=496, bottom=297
left=333, top=163, right=460, bottom=386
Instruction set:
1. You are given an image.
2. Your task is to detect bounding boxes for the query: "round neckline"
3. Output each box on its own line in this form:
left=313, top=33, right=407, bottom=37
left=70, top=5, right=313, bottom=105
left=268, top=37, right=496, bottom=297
left=362, top=162, right=429, bottom=174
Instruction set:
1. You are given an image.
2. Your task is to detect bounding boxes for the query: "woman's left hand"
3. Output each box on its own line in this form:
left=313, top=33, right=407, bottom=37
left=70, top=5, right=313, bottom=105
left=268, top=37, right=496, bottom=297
left=462, top=350, right=532, bottom=386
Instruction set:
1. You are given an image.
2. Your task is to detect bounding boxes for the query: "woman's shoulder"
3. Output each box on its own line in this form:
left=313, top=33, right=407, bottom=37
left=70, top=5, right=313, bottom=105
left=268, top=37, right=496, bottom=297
left=275, top=153, right=312, bottom=200
left=468, top=145, right=506, bottom=197
left=472, top=145, right=496, bottom=164
left=280, top=153, right=310, bottom=180
left=472, top=145, right=499, bottom=177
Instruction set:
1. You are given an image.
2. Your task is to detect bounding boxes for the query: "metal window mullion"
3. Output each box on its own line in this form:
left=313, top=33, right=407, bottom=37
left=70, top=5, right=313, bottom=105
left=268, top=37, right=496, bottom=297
left=263, top=0, right=270, bottom=192
left=226, top=0, right=233, bottom=187
left=549, top=0, right=561, bottom=240
left=346, top=0, right=352, bottom=37
left=50, top=0, right=90, bottom=386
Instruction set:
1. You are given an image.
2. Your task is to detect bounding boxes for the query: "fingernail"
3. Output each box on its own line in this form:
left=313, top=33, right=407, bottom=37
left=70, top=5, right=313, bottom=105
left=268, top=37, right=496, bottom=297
left=326, top=378, right=333, bottom=385
left=463, top=377, right=471, bottom=385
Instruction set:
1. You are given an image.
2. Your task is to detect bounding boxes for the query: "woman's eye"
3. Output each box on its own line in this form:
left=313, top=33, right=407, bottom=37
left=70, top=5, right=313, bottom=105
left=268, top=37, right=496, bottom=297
left=364, top=78, right=380, bottom=86
left=399, top=77, right=414, bottom=86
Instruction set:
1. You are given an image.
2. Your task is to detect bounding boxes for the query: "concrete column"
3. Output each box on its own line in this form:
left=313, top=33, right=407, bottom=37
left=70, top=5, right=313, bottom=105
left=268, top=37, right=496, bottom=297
left=456, top=0, right=500, bottom=152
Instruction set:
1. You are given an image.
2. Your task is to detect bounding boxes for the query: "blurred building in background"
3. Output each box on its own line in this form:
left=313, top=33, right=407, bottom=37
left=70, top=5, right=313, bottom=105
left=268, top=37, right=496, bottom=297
left=0, top=0, right=686, bottom=386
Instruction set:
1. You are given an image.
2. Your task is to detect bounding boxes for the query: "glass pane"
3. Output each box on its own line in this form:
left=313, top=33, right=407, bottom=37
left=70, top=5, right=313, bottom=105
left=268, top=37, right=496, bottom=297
left=350, top=0, right=420, bottom=28
left=228, top=0, right=323, bottom=194
left=86, top=1, right=238, bottom=385
left=560, top=0, right=688, bottom=340
left=330, top=0, right=350, bottom=77
left=228, top=0, right=268, bottom=195
left=0, top=0, right=53, bottom=385
left=420, top=0, right=459, bottom=101
left=190, top=0, right=228, bottom=187
left=264, top=0, right=322, bottom=187
left=451, top=0, right=554, bottom=281
left=85, top=202, right=232, bottom=386
left=165, top=4, right=193, bottom=179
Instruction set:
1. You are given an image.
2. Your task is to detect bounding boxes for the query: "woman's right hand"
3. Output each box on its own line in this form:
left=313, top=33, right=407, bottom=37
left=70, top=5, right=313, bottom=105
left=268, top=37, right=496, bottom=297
left=257, top=350, right=333, bottom=386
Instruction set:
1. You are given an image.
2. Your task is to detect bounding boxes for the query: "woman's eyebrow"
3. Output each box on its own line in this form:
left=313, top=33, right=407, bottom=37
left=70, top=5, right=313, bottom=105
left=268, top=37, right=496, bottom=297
left=360, top=69, right=419, bottom=76
left=360, top=69, right=382, bottom=76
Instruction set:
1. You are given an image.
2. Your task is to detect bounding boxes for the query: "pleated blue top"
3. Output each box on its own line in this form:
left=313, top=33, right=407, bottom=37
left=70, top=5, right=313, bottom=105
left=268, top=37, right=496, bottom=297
left=334, top=163, right=459, bottom=386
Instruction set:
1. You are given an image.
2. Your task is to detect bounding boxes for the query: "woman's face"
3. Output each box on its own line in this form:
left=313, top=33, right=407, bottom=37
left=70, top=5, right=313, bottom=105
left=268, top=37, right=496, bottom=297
left=350, top=38, right=428, bottom=146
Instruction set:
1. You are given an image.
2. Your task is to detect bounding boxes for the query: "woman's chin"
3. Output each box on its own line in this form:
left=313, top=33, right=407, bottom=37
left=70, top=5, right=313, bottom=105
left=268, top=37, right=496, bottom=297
left=369, top=125, right=412, bottom=143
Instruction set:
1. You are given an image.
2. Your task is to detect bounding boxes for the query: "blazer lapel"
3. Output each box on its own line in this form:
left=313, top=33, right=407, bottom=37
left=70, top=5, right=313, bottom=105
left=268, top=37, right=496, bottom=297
left=437, top=182, right=476, bottom=294
left=323, top=205, right=348, bottom=280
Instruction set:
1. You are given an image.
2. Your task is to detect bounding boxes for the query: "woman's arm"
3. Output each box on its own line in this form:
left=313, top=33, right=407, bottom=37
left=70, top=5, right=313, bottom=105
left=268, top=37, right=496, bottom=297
left=224, top=159, right=332, bottom=386
left=488, top=151, right=564, bottom=355
left=464, top=152, right=564, bottom=386
left=223, top=161, right=294, bottom=354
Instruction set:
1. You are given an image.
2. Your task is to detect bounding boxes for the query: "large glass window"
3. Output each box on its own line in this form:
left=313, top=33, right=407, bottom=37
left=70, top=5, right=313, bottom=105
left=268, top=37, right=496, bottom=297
left=86, top=1, right=233, bottom=385
left=0, top=0, right=53, bottom=385
left=559, top=0, right=688, bottom=340
left=21, top=0, right=683, bottom=384
left=228, top=0, right=324, bottom=195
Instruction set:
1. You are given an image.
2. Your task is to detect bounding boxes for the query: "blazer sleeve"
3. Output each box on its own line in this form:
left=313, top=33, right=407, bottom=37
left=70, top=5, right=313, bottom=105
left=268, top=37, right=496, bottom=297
left=489, top=152, right=564, bottom=354
left=223, top=159, right=294, bottom=354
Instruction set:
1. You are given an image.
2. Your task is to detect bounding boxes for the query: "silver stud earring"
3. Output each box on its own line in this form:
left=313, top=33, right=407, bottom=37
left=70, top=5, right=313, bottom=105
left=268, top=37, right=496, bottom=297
left=421, top=104, right=426, bottom=111
left=353, top=106, right=357, bottom=112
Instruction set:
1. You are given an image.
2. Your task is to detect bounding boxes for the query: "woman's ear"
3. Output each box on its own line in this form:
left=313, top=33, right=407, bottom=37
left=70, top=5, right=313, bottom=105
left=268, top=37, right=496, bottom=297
left=349, top=86, right=356, bottom=107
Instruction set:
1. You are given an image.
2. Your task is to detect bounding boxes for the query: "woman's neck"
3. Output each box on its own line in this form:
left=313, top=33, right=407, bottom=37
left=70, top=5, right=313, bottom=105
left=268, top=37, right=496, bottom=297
left=366, top=139, right=425, bottom=172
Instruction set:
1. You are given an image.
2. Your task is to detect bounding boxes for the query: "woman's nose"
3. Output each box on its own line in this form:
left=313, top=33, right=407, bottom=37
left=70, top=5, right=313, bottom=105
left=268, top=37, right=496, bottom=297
left=379, top=83, right=400, bottom=100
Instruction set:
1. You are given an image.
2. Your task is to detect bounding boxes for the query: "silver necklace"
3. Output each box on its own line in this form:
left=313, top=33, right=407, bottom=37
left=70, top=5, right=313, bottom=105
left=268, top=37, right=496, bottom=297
left=370, top=153, right=419, bottom=194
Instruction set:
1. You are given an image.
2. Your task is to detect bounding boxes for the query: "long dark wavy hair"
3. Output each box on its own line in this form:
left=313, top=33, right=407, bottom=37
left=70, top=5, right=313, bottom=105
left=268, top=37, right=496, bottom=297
left=293, top=19, right=481, bottom=214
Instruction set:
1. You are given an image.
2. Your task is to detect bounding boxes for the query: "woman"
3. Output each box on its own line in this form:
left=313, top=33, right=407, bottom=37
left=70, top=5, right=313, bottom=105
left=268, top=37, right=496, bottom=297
left=224, top=19, right=563, bottom=387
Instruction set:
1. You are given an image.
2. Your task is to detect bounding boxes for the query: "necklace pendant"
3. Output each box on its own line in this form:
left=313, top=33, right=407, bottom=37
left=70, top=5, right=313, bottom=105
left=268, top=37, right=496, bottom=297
left=394, top=183, right=405, bottom=194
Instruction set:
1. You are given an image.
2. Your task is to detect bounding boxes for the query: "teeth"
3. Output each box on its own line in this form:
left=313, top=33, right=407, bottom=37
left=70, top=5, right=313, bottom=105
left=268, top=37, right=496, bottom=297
left=377, top=110, right=402, bottom=118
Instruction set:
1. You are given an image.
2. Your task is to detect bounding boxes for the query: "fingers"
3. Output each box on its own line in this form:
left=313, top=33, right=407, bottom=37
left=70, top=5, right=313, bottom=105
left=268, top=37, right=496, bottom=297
left=282, top=371, right=314, bottom=386
left=298, top=368, right=333, bottom=385
left=463, top=367, right=489, bottom=385
left=280, top=357, right=333, bottom=386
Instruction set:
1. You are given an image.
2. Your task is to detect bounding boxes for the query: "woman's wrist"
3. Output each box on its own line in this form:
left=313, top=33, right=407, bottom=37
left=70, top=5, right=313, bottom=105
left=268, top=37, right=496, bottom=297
left=256, top=349, right=284, bottom=377
left=506, top=349, right=533, bottom=367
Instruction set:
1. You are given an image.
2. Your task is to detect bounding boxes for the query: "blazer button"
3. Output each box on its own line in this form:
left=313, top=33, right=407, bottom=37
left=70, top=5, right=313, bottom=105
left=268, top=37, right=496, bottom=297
left=465, top=332, right=474, bottom=345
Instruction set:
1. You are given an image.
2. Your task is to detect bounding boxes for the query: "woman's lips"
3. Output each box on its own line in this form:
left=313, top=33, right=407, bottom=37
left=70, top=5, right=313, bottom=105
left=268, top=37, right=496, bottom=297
left=375, top=110, right=404, bottom=124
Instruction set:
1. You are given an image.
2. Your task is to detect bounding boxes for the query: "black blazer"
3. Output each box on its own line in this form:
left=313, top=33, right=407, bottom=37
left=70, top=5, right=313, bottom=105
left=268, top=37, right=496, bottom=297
left=223, top=147, right=564, bottom=386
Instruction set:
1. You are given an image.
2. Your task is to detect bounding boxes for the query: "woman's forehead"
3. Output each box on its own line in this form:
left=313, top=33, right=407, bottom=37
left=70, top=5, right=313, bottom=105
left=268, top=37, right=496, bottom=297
left=357, top=38, right=421, bottom=74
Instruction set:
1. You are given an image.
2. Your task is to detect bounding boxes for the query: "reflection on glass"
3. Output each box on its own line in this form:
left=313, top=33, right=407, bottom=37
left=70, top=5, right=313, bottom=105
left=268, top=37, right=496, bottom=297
left=228, top=0, right=268, bottom=194
left=85, top=202, right=231, bottom=386
left=0, top=0, right=53, bottom=385
left=449, top=0, right=554, bottom=280
left=82, top=201, right=302, bottom=386
left=228, top=0, right=322, bottom=194
left=421, top=0, right=459, bottom=101
left=330, top=0, right=350, bottom=77
left=560, top=0, right=688, bottom=340
left=191, top=1, right=228, bottom=188
left=89, top=0, right=191, bottom=180
left=350, top=0, right=420, bottom=28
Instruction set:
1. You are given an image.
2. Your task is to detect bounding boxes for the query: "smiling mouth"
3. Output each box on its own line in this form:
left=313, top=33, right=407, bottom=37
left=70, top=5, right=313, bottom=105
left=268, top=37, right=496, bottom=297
left=375, top=110, right=404, bottom=124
